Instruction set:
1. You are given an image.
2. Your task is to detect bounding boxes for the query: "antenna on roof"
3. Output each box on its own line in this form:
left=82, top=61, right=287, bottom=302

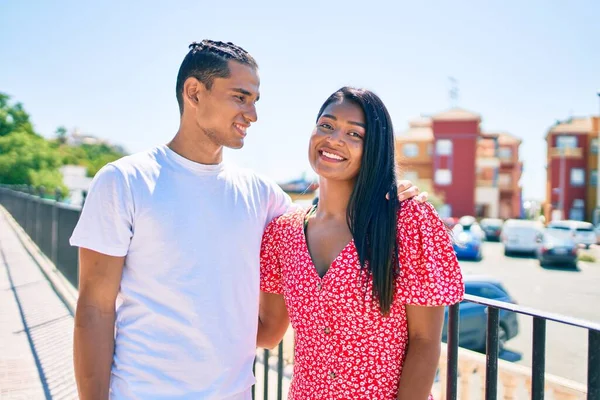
left=448, top=77, right=459, bottom=108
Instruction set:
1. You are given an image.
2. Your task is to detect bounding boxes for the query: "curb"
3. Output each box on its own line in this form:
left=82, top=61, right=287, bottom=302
left=0, top=205, right=78, bottom=315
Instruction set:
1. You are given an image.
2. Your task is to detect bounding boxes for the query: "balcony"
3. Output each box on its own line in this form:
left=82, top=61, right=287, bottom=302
left=549, top=147, right=583, bottom=159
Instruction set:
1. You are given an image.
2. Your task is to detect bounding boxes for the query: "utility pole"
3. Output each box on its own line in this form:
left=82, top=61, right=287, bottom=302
left=559, top=146, right=566, bottom=220
left=596, top=91, right=600, bottom=224
left=448, top=77, right=459, bottom=108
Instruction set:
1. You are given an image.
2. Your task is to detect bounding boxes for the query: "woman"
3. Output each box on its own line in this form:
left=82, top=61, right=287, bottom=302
left=257, top=87, right=463, bottom=399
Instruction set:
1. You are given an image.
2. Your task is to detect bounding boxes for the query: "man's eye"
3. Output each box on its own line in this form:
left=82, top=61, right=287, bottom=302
left=234, top=95, right=244, bottom=102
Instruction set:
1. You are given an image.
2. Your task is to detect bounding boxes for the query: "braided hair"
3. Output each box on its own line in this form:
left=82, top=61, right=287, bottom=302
left=175, top=40, right=258, bottom=114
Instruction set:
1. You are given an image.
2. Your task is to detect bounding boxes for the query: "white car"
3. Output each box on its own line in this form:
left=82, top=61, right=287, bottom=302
left=501, top=219, right=544, bottom=256
left=547, top=220, right=596, bottom=249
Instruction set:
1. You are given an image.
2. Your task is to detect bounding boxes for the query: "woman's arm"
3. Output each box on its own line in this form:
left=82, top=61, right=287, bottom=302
left=257, top=291, right=290, bottom=349
left=396, top=305, right=445, bottom=400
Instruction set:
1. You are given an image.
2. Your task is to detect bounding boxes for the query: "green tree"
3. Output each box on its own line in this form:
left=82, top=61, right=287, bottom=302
left=55, top=125, right=68, bottom=144
left=0, top=93, right=36, bottom=137
left=0, top=130, right=67, bottom=193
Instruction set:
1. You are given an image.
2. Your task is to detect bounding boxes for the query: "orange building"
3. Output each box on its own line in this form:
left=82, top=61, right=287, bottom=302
left=396, top=108, right=523, bottom=219
left=544, top=116, right=600, bottom=222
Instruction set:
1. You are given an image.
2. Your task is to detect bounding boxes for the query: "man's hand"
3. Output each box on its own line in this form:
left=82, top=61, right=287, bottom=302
left=389, top=180, right=428, bottom=202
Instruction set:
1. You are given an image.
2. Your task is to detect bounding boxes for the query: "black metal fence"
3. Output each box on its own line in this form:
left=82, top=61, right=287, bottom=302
left=2, top=186, right=599, bottom=399
left=252, top=296, right=600, bottom=400
left=0, top=185, right=82, bottom=288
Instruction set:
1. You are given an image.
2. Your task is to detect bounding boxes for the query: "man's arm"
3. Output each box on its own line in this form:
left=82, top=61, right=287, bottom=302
left=396, top=305, right=445, bottom=400
left=74, top=248, right=124, bottom=400
left=257, top=292, right=289, bottom=349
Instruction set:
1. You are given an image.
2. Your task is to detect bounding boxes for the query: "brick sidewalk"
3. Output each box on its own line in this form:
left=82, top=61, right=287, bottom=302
left=0, top=210, right=77, bottom=400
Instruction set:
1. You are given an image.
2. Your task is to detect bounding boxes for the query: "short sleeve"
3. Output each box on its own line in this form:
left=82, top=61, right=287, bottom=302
left=260, top=218, right=284, bottom=294
left=396, top=201, right=464, bottom=306
left=69, top=164, right=134, bottom=257
left=264, top=181, right=294, bottom=228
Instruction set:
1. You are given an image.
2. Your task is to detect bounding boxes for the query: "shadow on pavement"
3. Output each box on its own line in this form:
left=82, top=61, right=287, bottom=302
left=540, top=263, right=581, bottom=272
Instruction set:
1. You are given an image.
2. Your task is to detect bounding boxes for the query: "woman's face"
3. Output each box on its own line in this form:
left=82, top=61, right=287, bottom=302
left=309, top=99, right=366, bottom=182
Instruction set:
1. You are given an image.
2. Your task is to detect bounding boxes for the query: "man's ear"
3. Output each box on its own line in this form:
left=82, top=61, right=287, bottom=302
left=183, top=77, right=205, bottom=110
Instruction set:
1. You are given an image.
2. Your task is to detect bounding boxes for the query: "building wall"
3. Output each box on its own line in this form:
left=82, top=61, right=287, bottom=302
left=547, top=133, right=589, bottom=221
left=432, top=120, right=479, bottom=217
left=395, top=140, right=433, bottom=181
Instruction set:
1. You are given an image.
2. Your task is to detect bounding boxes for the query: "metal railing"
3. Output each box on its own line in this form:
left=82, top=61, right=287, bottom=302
left=1, top=186, right=599, bottom=399
left=0, top=185, right=82, bottom=287
left=253, top=296, right=600, bottom=400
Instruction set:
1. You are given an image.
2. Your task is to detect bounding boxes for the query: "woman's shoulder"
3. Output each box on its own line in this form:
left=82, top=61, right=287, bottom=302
left=266, top=206, right=309, bottom=232
left=397, top=198, right=439, bottom=224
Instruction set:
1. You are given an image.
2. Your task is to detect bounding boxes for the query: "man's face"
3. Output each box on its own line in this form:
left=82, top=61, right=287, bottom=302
left=190, top=61, right=260, bottom=149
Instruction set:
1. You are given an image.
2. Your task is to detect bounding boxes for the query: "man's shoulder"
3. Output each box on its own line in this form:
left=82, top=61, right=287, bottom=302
left=223, top=164, right=284, bottom=193
left=108, top=146, right=165, bottom=175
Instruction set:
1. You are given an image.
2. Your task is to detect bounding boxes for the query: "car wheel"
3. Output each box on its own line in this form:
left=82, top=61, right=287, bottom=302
left=504, top=249, right=510, bottom=257
left=585, top=244, right=591, bottom=249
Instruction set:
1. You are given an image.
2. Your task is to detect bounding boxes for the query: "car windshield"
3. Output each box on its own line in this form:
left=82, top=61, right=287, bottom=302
left=544, top=228, right=573, bottom=243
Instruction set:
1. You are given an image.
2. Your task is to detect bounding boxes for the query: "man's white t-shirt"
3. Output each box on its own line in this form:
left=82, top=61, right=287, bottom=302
left=70, top=145, right=292, bottom=399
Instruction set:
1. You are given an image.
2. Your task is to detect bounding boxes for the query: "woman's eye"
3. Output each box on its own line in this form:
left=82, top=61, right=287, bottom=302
left=318, top=123, right=333, bottom=130
left=349, top=132, right=363, bottom=139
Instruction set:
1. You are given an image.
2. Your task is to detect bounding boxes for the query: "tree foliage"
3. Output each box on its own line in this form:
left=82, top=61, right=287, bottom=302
left=0, top=92, right=126, bottom=194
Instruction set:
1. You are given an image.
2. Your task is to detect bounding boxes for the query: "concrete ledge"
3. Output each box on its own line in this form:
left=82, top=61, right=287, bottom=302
left=0, top=205, right=78, bottom=314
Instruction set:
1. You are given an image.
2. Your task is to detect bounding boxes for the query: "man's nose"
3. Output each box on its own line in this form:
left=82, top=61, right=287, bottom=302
left=244, top=103, right=258, bottom=123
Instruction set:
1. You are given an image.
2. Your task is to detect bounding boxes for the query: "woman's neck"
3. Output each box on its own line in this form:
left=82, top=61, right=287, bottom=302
left=315, top=178, right=354, bottom=222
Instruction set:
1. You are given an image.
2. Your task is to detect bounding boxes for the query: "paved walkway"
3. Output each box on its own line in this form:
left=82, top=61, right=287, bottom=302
left=0, top=209, right=77, bottom=400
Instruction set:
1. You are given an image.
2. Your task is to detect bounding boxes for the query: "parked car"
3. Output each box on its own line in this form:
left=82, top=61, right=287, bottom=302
left=501, top=219, right=544, bottom=256
left=480, top=218, right=504, bottom=241
left=536, top=228, right=579, bottom=268
left=547, top=220, right=596, bottom=249
left=442, top=276, right=519, bottom=352
left=452, top=223, right=483, bottom=261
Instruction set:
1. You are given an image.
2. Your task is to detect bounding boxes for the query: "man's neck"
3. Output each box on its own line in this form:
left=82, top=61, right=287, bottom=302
left=168, top=125, right=223, bottom=165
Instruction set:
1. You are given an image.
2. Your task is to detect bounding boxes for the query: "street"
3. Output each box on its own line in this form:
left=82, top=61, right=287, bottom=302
left=459, top=241, right=600, bottom=385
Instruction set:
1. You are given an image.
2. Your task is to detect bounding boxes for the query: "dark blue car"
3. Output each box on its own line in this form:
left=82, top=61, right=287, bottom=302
left=442, top=276, right=519, bottom=351
left=452, top=222, right=484, bottom=261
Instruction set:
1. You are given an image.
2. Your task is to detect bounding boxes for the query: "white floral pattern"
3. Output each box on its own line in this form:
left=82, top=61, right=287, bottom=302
left=260, top=199, right=464, bottom=400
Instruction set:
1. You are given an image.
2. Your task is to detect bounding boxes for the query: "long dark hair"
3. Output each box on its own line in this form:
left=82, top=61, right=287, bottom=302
left=316, top=87, right=399, bottom=314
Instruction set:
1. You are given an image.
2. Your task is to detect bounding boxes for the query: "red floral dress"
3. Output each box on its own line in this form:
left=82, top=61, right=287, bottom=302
left=260, top=199, right=464, bottom=400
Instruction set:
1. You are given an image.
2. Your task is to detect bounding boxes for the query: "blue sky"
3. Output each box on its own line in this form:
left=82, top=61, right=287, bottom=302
left=1, top=0, right=599, bottom=201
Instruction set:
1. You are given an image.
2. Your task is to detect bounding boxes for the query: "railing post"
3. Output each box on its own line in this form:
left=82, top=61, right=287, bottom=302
left=589, top=329, right=600, bottom=400
left=485, top=307, right=499, bottom=400
left=277, top=341, right=284, bottom=400
left=532, top=317, right=546, bottom=400
left=263, top=349, right=270, bottom=400
left=51, top=189, right=61, bottom=266
left=446, top=303, right=460, bottom=400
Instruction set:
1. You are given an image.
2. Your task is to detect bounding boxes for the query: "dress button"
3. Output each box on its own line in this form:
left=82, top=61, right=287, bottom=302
left=329, top=372, right=336, bottom=379
left=324, top=327, right=331, bottom=334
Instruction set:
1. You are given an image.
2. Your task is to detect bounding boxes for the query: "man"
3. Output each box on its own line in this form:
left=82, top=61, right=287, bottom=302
left=70, top=40, right=423, bottom=400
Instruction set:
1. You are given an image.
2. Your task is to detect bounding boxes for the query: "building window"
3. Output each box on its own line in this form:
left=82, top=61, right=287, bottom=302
left=402, top=143, right=419, bottom=158
left=436, top=139, right=453, bottom=156
left=556, top=135, right=578, bottom=149
left=499, top=173, right=511, bottom=187
left=592, top=138, right=599, bottom=154
left=435, top=169, right=452, bottom=185
left=570, top=168, right=585, bottom=186
left=498, top=147, right=512, bottom=159
left=591, top=170, right=598, bottom=186
left=427, top=143, right=433, bottom=156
